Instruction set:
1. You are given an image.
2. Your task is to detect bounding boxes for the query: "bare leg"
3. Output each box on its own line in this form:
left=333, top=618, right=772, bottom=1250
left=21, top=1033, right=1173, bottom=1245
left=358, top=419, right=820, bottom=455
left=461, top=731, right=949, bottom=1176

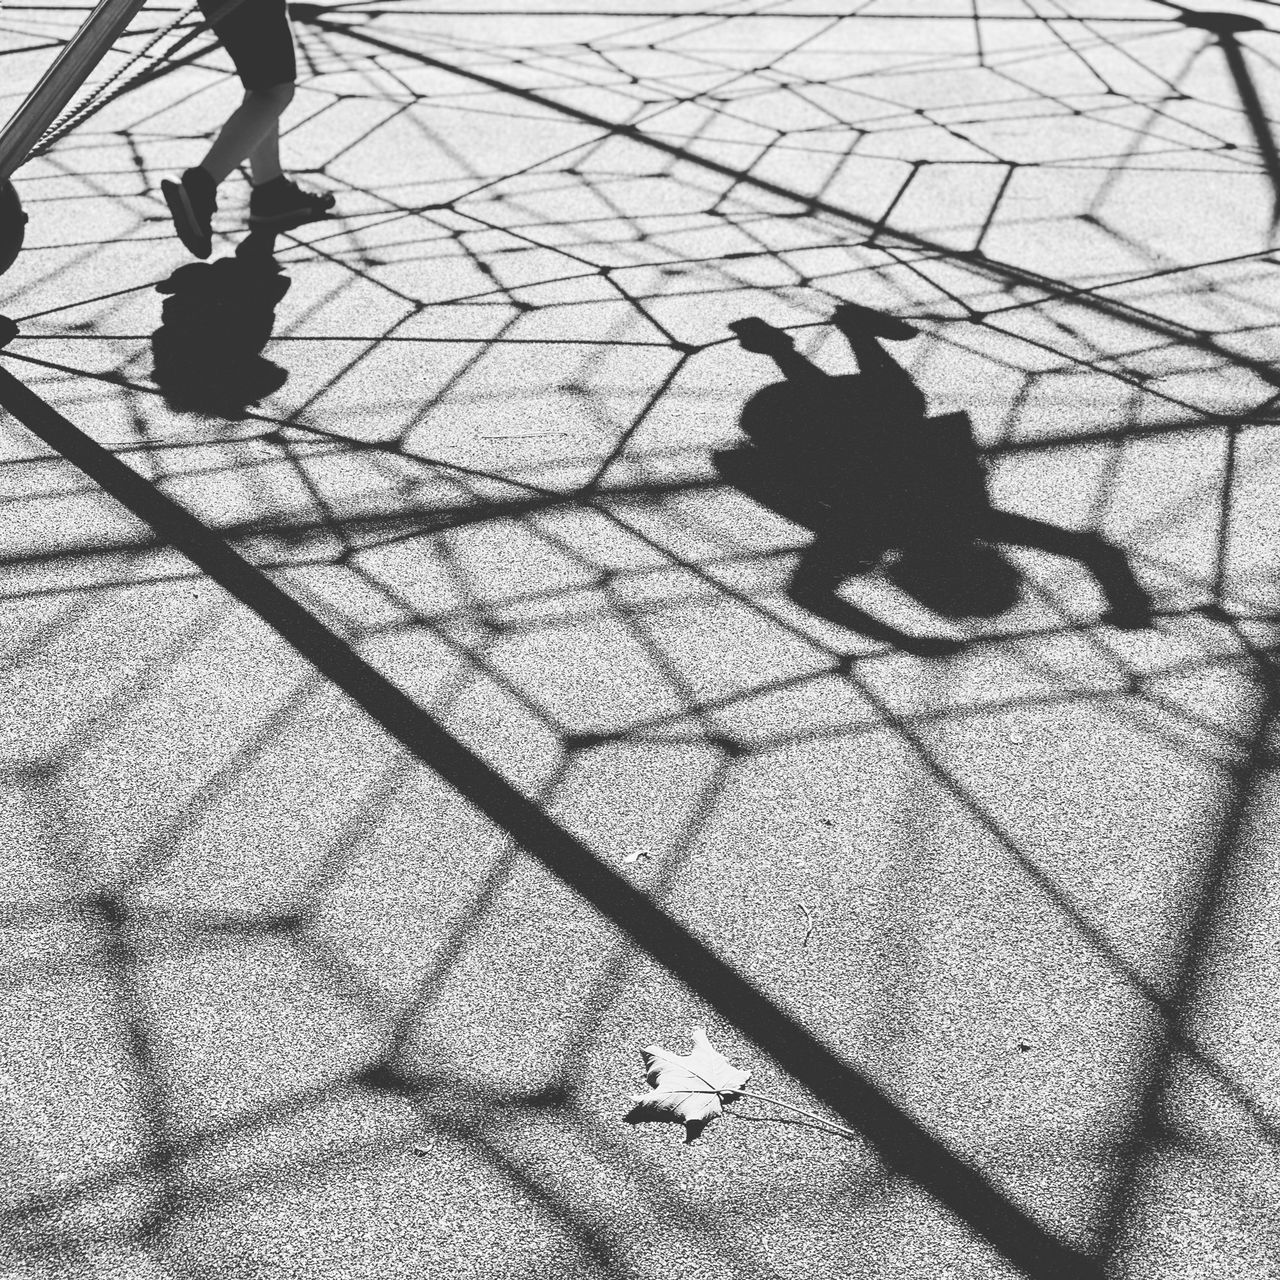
left=248, top=124, right=283, bottom=186
left=199, top=83, right=295, bottom=186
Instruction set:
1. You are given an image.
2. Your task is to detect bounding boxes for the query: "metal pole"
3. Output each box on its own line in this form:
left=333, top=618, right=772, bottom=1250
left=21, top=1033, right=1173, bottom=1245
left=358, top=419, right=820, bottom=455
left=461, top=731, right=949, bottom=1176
left=0, top=0, right=152, bottom=182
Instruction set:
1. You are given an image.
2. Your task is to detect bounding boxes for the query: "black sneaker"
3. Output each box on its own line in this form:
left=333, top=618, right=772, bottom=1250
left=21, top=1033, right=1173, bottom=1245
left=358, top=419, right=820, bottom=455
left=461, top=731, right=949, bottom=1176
left=248, top=177, right=335, bottom=230
left=161, top=167, right=217, bottom=259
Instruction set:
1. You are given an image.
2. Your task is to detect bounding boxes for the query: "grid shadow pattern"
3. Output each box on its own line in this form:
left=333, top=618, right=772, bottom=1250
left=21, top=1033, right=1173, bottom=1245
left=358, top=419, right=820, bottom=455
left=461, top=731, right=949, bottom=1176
left=1, top=3, right=1280, bottom=1278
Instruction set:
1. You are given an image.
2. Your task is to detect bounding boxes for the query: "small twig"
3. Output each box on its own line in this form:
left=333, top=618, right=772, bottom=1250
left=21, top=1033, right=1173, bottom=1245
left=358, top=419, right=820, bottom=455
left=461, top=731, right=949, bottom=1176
left=798, top=901, right=815, bottom=947
left=725, top=1109, right=850, bottom=1139
left=629, top=1083, right=859, bottom=1141
left=673, top=1060, right=858, bottom=1142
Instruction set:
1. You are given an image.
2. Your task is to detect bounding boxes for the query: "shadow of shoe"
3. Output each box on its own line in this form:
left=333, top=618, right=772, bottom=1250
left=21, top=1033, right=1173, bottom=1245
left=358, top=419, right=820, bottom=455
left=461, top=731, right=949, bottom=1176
left=235, top=227, right=282, bottom=263
left=830, top=301, right=919, bottom=342
left=151, top=246, right=291, bottom=419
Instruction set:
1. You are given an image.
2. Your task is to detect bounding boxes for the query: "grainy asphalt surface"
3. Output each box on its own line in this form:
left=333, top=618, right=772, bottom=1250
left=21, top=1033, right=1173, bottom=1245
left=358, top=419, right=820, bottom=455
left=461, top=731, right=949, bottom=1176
left=1, top=2, right=1279, bottom=1278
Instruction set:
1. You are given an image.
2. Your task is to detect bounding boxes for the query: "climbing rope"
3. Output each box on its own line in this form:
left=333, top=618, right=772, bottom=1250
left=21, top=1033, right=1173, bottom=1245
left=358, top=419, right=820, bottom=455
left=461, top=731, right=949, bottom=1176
left=25, top=0, right=253, bottom=160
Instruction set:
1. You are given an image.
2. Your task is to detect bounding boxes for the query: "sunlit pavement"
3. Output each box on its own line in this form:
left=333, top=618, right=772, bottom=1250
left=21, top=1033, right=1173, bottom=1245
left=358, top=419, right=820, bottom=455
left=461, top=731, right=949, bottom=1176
left=1, top=2, right=1279, bottom=1277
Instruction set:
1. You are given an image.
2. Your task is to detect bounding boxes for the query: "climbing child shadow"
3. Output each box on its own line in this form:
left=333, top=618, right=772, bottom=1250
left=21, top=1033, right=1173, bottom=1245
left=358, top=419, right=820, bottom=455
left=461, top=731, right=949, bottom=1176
left=151, top=230, right=290, bottom=419
left=717, top=304, right=1155, bottom=656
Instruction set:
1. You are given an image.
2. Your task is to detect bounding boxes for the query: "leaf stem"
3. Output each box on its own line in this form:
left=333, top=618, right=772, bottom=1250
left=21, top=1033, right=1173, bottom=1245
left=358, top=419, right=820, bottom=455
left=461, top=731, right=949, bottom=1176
left=701, top=1086, right=859, bottom=1140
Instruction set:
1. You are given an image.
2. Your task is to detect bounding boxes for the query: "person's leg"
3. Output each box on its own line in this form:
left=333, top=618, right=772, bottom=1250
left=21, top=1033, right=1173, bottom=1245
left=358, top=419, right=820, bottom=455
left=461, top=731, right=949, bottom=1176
left=248, top=125, right=283, bottom=188
left=164, top=0, right=300, bottom=257
left=198, top=83, right=294, bottom=186
left=161, top=84, right=293, bottom=259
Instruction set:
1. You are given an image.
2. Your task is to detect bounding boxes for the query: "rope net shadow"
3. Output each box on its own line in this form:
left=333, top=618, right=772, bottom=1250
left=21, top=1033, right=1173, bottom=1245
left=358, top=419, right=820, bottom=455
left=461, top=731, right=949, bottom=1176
left=0, top=2, right=1278, bottom=1278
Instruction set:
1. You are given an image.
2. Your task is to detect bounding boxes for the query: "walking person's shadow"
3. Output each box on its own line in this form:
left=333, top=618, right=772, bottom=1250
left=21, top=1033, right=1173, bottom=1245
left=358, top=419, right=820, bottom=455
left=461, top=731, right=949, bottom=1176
left=718, top=305, right=1155, bottom=656
left=151, top=230, right=290, bottom=419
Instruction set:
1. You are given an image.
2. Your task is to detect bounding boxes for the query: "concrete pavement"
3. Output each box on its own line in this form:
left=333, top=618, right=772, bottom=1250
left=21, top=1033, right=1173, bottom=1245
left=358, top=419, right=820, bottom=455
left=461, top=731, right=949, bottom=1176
left=0, top=2, right=1279, bottom=1277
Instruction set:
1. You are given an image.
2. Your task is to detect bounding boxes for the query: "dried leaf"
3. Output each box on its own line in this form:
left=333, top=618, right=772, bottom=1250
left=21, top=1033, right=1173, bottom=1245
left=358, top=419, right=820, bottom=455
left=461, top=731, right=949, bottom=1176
left=623, top=1027, right=751, bottom=1142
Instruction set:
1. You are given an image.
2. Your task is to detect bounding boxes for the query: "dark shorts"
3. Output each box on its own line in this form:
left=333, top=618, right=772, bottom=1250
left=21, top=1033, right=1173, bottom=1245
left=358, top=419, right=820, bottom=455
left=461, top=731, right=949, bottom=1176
left=197, top=0, right=296, bottom=91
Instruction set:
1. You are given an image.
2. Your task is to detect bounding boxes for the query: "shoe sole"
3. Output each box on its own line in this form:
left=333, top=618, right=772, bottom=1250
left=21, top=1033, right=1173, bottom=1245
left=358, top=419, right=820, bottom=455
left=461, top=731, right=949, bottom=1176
left=161, top=180, right=212, bottom=259
left=247, top=200, right=335, bottom=231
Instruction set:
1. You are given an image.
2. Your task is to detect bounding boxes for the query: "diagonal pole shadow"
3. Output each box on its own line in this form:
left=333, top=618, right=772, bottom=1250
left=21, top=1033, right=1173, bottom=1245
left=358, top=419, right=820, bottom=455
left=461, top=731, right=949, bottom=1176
left=0, top=363, right=1101, bottom=1279
left=1093, top=668, right=1279, bottom=1269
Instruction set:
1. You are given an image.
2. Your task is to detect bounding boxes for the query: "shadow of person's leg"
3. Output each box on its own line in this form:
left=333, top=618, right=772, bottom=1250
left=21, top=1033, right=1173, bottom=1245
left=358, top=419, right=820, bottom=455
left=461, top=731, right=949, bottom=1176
left=787, top=541, right=958, bottom=656
left=830, top=305, right=927, bottom=421
left=981, top=509, right=1154, bottom=628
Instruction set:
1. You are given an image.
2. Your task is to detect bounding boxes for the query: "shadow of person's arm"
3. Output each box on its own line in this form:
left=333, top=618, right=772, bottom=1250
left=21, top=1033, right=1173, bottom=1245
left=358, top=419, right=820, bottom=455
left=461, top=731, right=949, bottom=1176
left=981, top=510, right=1154, bottom=629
